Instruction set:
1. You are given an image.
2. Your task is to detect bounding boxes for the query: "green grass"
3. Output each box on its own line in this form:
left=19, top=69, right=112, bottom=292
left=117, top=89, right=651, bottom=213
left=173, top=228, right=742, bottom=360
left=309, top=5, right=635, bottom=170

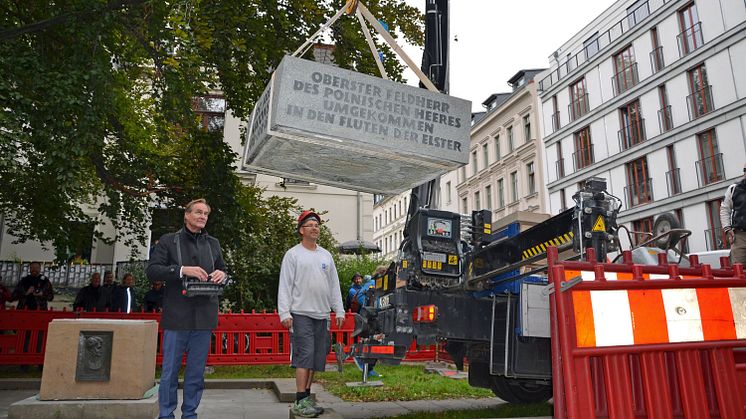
left=375, top=403, right=553, bottom=418
left=315, top=364, right=493, bottom=402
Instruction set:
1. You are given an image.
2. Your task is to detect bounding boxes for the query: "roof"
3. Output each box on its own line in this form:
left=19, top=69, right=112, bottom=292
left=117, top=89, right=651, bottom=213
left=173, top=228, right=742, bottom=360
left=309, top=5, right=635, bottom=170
left=507, top=69, right=546, bottom=86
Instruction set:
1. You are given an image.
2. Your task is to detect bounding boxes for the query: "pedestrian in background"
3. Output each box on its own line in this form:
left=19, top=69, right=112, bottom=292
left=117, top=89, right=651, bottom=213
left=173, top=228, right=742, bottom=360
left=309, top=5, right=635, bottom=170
left=720, top=162, right=746, bottom=264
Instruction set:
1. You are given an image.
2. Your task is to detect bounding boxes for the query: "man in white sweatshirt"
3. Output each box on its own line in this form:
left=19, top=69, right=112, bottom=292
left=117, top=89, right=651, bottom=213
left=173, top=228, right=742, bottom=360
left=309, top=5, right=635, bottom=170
left=278, top=210, right=345, bottom=418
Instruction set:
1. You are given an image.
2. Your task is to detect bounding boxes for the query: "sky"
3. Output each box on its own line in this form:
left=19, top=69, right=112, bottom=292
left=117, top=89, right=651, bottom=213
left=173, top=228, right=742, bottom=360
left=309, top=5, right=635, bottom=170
left=399, top=0, right=617, bottom=111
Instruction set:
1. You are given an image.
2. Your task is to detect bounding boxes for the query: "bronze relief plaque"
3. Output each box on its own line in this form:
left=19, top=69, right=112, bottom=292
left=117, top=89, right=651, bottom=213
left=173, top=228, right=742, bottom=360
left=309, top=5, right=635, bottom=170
left=75, top=331, right=113, bottom=381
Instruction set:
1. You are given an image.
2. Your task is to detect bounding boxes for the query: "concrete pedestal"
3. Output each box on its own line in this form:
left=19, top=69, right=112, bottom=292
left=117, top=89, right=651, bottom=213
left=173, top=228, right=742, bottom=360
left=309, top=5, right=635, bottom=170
left=8, top=391, right=158, bottom=419
left=39, top=319, right=158, bottom=401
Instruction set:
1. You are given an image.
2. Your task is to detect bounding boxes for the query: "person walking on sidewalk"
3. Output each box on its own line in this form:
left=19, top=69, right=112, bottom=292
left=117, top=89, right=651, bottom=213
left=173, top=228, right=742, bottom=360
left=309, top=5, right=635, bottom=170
left=147, top=198, right=227, bottom=419
left=720, top=162, right=746, bottom=264
left=278, top=210, right=345, bottom=418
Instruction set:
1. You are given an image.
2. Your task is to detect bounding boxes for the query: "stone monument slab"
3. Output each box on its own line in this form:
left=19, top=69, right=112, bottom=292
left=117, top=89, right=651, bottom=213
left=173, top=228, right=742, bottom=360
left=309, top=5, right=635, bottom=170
left=39, top=319, right=158, bottom=400
left=243, top=55, right=471, bottom=194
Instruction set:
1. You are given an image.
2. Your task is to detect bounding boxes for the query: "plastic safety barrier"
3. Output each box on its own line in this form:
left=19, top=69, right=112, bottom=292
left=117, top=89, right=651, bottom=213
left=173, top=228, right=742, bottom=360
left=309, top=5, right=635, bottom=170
left=548, top=247, right=746, bottom=419
left=0, top=309, right=446, bottom=366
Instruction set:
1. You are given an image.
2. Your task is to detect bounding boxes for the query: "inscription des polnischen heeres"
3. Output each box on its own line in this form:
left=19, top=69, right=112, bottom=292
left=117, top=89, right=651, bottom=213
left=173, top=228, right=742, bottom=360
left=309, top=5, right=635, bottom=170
left=273, top=56, right=470, bottom=164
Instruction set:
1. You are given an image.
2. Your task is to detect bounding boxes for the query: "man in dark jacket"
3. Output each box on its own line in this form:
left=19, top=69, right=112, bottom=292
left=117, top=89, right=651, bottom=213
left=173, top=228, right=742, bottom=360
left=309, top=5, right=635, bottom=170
left=146, top=199, right=226, bottom=419
left=13, top=262, right=53, bottom=310
left=73, top=272, right=104, bottom=312
left=143, top=281, right=164, bottom=312
left=111, top=273, right=138, bottom=313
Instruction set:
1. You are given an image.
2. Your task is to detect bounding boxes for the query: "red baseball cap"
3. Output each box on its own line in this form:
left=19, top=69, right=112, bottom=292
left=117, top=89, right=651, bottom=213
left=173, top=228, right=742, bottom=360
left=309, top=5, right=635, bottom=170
left=297, top=210, right=321, bottom=231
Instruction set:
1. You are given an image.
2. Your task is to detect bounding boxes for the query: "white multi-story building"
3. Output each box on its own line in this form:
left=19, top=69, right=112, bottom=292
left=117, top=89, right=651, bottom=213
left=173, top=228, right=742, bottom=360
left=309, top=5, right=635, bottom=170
left=537, top=0, right=746, bottom=252
left=372, top=193, right=409, bottom=261
left=458, top=69, right=549, bottom=219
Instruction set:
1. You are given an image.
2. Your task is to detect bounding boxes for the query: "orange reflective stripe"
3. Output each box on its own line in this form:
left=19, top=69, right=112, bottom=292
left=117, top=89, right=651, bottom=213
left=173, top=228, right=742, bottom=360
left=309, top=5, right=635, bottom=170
left=573, top=290, right=596, bottom=347
left=617, top=271, right=635, bottom=281
left=369, top=346, right=395, bottom=354
left=697, top=288, right=737, bottom=341
left=628, top=289, right=668, bottom=344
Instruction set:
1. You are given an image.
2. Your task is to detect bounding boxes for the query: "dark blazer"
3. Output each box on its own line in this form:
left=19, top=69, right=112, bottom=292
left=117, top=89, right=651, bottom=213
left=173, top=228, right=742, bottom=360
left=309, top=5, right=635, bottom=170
left=146, top=227, right=226, bottom=330
left=111, top=286, right=138, bottom=313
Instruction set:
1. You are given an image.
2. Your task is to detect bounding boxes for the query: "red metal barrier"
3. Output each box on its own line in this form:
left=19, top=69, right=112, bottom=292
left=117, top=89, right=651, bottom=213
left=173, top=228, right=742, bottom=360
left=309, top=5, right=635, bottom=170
left=0, top=309, right=445, bottom=366
left=548, top=247, right=746, bottom=419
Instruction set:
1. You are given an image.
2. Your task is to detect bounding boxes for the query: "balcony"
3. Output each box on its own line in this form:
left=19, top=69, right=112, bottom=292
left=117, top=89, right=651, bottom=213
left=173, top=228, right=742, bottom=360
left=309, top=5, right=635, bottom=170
left=686, top=86, right=714, bottom=120
left=572, top=145, right=595, bottom=172
left=611, top=62, right=639, bottom=96
left=649, top=46, right=665, bottom=74
left=556, top=158, right=565, bottom=179
left=618, top=118, right=646, bottom=151
left=677, top=22, right=704, bottom=57
left=695, top=153, right=725, bottom=187
left=704, top=227, right=728, bottom=251
left=551, top=111, right=561, bottom=132
left=657, top=105, right=673, bottom=133
left=624, top=178, right=653, bottom=208
left=568, top=93, right=590, bottom=122
left=666, top=168, right=682, bottom=196
left=537, top=0, right=659, bottom=92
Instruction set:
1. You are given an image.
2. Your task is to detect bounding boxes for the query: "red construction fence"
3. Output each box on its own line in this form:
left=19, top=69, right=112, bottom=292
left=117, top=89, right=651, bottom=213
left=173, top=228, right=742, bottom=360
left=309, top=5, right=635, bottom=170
left=0, top=309, right=446, bottom=366
left=548, top=247, right=746, bottom=419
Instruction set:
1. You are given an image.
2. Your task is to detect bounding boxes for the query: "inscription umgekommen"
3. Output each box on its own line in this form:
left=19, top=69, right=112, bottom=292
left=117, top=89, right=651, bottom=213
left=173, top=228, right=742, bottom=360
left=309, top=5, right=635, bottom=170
left=287, top=71, right=463, bottom=152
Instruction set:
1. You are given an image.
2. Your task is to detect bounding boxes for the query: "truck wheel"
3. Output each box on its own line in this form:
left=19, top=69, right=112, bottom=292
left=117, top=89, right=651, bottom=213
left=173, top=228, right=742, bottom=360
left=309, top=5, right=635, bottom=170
left=653, top=213, right=682, bottom=250
left=489, top=376, right=552, bottom=404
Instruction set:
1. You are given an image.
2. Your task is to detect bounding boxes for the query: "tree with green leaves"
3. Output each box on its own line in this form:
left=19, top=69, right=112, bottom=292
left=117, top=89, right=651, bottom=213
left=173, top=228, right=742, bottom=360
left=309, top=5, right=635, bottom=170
left=1, top=0, right=422, bottom=309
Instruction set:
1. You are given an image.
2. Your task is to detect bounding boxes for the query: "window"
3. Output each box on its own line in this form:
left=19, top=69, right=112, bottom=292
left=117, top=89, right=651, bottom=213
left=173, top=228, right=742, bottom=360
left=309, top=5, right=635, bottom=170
left=627, top=1, right=650, bottom=28
left=687, top=64, right=713, bottom=119
left=445, top=181, right=452, bottom=204
left=497, top=179, right=505, bottom=208
left=482, top=143, right=489, bottom=168
left=632, top=217, right=654, bottom=246
left=584, top=32, right=600, bottom=59
left=612, top=45, right=638, bottom=95
left=459, top=166, right=466, bottom=183
left=569, top=78, right=589, bottom=121
left=527, top=162, right=536, bottom=195
left=495, top=135, right=501, bottom=160
left=696, top=129, right=723, bottom=186
left=194, top=96, right=226, bottom=132
left=551, top=96, right=560, bottom=132
left=462, top=197, right=468, bottom=213
left=625, top=157, right=653, bottom=207
left=658, top=85, right=673, bottom=132
left=705, top=199, right=727, bottom=250
left=619, top=100, right=644, bottom=150
left=523, top=115, right=531, bottom=142
left=678, top=2, right=703, bottom=56
left=556, top=143, right=565, bottom=178
left=474, top=191, right=481, bottom=210
left=560, top=189, right=567, bottom=211
left=573, top=126, right=594, bottom=170
left=485, top=185, right=492, bottom=210
left=507, top=126, right=514, bottom=152
left=510, top=171, right=518, bottom=203
left=650, top=27, right=664, bottom=73
left=666, top=145, right=681, bottom=196
left=472, top=150, right=478, bottom=175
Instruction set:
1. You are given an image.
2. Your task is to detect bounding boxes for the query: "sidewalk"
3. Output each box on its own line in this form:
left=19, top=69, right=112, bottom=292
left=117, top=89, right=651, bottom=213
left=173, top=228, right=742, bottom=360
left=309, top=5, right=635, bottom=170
left=0, top=378, right=552, bottom=419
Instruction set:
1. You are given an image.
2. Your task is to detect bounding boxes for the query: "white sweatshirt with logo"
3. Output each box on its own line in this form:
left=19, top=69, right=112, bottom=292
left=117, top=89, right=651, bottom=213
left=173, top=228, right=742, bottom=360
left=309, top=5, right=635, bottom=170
left=277, top=243, right=345, bottom=322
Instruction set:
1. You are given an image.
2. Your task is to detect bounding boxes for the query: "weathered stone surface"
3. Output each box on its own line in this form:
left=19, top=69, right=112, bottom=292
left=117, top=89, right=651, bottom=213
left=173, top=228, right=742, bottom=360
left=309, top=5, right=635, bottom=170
left=8, top=393, right=158, bottom=419
left=39, top=319, right=157, bottom=400
left=243, top=55, right=471, bottom=194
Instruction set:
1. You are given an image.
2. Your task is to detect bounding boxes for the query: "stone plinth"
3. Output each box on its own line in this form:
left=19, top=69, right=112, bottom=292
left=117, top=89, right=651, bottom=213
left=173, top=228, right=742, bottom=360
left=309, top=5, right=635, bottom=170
left=39, top=319, right=157, bottom=400
left=9, top=392, right=158, bottom=419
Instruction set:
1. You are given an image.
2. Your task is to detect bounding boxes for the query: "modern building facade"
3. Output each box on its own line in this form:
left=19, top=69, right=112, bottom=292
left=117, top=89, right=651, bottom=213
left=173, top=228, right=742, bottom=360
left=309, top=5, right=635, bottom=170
left=537, top=0, right=746, bottom=252
left=457, top=69, right=549, bottom=222
left=372, top=193, right=409, bottom=261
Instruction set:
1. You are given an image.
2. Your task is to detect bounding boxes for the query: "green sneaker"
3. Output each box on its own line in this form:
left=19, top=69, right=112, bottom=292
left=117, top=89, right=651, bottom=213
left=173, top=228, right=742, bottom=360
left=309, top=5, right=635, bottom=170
left=306, top=396, right=324, bottom=414
left=292, top=397, right=321, bottom=418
